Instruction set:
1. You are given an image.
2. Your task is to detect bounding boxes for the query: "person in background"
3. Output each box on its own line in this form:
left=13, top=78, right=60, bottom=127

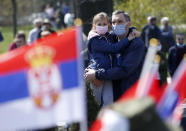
left=160, top=17, right=175, bottom=53
left=27, top=18, right=43, bottom=44
left=41, top=30, right=52, bottom=38
left=64, top=12, right=74, bottom=27
left=160, top=17, right=173, bottom=34
left=55, top=8, right=66, bottom=29
left=45, top=4, right=57, bottom=30
left=141, top=16, right=168, bottom=85
left=9, top=31, right=26, bottom=51
left=141, top=16, right=161, bottom=47
left=61, top=2, right=69, bottom=15
left=168, top=33, right=186, bottom=76
left=0, top=31, right=3, bottom=42
left=38, top=19, right=56, bottom=39
left=55, top=2, right=69, bottom=29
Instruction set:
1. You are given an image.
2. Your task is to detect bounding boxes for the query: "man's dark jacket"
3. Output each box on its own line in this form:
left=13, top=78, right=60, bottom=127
left=168, top=44, right=186, bottom=76
left=96, top=37, right=146, bottom=100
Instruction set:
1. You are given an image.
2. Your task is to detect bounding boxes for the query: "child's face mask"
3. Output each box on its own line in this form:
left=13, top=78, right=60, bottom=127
left=96, top=25, right=108, bottom=35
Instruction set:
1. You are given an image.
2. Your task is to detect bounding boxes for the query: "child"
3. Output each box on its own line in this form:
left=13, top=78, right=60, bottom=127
left=87, top=12, right=135, bottom=107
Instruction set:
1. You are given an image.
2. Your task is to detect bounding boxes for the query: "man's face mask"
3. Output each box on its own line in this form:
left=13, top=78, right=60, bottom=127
left=112, top=24, right=126, bottom=36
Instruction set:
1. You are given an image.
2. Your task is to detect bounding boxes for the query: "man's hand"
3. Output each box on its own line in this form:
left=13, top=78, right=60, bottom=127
left=128, top=29, right=141, bottom=41
left=132, top=29, right=141, bottom=37
left=84, top=68, right=96, bottom=81
left=85, top=68, right=104, bottom=87
left=128, top=32, right=135, bottom=41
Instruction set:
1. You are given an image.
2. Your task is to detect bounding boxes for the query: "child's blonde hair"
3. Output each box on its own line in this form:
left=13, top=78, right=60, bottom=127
left=92, top=12, right=110, bottom=30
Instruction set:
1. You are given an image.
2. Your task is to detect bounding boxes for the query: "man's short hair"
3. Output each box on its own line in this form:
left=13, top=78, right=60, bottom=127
left=112, top=10, right=131, bottom=22
left=149, top=16, right=157, bottom=23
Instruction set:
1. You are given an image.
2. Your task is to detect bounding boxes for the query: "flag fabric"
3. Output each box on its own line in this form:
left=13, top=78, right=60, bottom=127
left=157, top=58, right=186, bottom=120
left=135, top=38, right=159, bottom=98
left=0, top=27, right=86, bottom=130
left=119, top=75, right=166, bottom=104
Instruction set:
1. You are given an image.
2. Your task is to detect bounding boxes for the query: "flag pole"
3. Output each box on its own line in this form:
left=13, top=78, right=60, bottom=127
left=74, top=18, right=88, bottom=131
left=136, top=38, right=159, bottom=98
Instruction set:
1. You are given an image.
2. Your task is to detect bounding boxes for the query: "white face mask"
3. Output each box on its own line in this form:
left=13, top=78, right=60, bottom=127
left=96, top=25, right=108, bottom=35
left=156, top=44, right=162, bottom=51
left=112, top=24, right=126, bottom=36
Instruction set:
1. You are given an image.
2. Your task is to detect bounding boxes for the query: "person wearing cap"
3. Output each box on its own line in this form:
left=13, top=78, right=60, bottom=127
left=38, top=19, right=56, bottom=39
left=27, top=18, right=43, bottom=44
left=160, top=17, right=175, bottom=53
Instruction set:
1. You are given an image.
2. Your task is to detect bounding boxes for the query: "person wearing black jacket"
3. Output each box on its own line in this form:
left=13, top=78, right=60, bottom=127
left=168, top=33, right=186, bottom=77
left=141, top=16, right=161, bottom=47
left=0, top=31, right=3, bottom=42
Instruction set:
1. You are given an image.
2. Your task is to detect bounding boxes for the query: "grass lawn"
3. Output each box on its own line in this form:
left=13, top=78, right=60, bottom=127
left=0, top=25, right=33, bottom=53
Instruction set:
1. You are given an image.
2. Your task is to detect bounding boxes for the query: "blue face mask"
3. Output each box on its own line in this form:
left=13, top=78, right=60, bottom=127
left=112, top=24, right=126, bottom=36
left=177, top=43, right=185, bottom=47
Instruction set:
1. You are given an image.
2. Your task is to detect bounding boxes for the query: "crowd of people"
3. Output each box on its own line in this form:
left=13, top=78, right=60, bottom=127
left=44, top=3, right=74, bottom=29
left=8, top=18, right=57, bottom=51
left=0, top=2, right=75, bottom=51
left=0, top=5, right=186, bottom=129
left=3, top=2, right=75, bottom=51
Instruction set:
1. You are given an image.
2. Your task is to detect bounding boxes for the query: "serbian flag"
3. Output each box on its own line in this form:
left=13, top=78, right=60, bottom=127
left=0, top=27, right=86, bottom=130
left=157, top=57, right=186, bottom=121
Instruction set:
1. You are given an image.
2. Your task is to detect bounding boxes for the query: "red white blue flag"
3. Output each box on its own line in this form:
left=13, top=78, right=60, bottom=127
left=157, top=57, right=186, bottom=121
left=0, top=27, right=86, bottom=130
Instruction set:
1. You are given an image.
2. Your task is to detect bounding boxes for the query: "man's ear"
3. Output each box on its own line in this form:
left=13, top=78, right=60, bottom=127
left=128, top=21, right=132, bottom=26
left=126, top=22, right=131, bottom=29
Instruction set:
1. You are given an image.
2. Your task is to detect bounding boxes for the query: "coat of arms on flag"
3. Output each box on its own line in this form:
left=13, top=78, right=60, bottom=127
left=25, top=46, right=62, bottom=109
left=0, top=27, right=86, bottom=130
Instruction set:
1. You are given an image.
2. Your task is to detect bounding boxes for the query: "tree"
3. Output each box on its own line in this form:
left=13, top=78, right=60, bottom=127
left=11, top=0, right=17, bottom=37
left=113, top=0, right=186, bottom=31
